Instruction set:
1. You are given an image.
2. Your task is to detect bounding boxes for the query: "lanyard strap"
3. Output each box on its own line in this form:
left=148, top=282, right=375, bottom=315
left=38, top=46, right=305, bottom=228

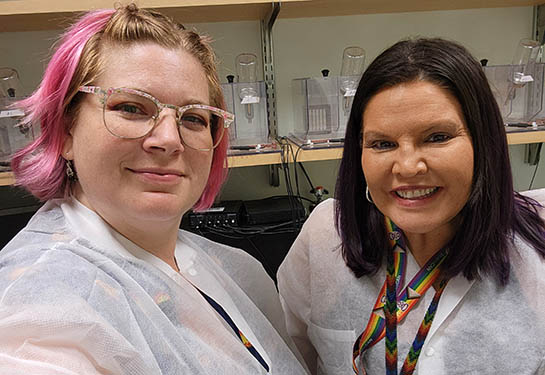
left=198, top=290, right=270, bottom=372
left=394, top=279, right=447, bottom=375
left=169, top=268, right=270, bottom=373
left=352, top=218, right=448, bottom=374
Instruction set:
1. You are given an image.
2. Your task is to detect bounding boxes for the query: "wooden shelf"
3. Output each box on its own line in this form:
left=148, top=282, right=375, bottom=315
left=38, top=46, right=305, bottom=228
left=228, top=152, right=282, bottom=167
left=291, top=145, right=343, bottom=163
left=227, top=143, right=344, bottom=167
left=0, top=0, right=283, bottom=31
left=279, top=0, right=543, bottom=19
left=506, top=129, right=545, bottom=145
left=0, top=171, right=14, bottom=187
left=0, top=0, right=541, bottom=32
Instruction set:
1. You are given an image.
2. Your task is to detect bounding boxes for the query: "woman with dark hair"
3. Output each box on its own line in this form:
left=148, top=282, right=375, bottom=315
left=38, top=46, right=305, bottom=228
left=277, top=37, right=545, bottom=375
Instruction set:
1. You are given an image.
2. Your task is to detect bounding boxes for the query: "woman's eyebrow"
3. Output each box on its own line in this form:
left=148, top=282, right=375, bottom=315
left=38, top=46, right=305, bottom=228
left=183, top=99, right=209, bottom=106
left=364, top=121, right=461, bottom=135
left=420, top=121, right=463, bottom=133
left=124, top=87, right=209, bottom=106
left=362, top=130, right=389, bottom=140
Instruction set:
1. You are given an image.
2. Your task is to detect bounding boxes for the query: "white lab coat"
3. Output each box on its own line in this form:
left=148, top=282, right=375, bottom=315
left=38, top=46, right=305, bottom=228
left=0, top=197, right=308, bottom=374
left=277, top=198, right=545, bottom=375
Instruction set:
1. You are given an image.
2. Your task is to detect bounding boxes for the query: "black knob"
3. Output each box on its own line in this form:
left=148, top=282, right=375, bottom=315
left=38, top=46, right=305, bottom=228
left=321, top=69, right=330, bottom=77
left=226, top=75, right=235, bottom=83
left=480, top=59, right=488, bottom=67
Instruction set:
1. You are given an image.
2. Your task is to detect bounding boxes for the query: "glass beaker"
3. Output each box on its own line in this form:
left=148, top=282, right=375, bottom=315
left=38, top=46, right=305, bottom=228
left=340, top=46, right=365, bottom=112
left=511, top=39, right=541, bottom=86
left=0, top=68, right=24, bottom=98
left=340, top=46, right=366, bottom=78
left=235, top=53, right=258, bottom=120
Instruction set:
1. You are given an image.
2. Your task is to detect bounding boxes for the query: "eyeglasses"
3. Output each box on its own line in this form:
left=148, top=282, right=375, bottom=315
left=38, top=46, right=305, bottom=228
left=78, top=86, right=234, bottom=151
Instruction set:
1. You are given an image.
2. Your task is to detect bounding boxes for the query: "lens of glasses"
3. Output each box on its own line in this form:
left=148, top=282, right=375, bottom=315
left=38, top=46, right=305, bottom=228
left=103, top=89, right=225, bottom=151
left=178, top=106, right=225, bottom=151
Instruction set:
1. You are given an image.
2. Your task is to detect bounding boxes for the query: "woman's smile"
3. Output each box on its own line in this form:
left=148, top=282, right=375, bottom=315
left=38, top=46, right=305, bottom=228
left=393, top=186, right=439, bottom=200
left=391, top=186, right=443, bottom=208
left=128, top=167, right=184, bottom=185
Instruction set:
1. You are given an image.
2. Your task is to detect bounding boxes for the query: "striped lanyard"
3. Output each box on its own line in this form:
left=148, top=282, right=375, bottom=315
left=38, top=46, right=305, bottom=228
left=352, top=218, right=448, bottom=375
left=197, top=289, right=270, bottom=372
left=162, top=270, right=270, bottom=373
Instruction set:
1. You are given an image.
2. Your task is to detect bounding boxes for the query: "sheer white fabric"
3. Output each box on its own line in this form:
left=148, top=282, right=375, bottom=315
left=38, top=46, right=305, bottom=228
left=277, top=197, right=545, bottom=375
left=0, top=198, right=308, bottom=374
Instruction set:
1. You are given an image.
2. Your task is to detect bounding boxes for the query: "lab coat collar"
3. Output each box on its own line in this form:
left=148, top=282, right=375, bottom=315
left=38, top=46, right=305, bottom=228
left=427, top=274, right=475, bottom=340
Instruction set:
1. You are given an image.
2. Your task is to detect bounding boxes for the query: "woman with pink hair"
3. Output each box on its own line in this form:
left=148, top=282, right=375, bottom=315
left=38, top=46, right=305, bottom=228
left=0, top=5, right=307, bottom=374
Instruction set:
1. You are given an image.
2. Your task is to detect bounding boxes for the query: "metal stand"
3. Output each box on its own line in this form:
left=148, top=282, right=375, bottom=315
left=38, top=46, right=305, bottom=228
left=261, top=1, right=280, bottom=186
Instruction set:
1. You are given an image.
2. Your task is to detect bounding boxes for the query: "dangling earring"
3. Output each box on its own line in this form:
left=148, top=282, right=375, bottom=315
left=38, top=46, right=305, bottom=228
left=366, top=186, right=373, bottom=204
left=65, top=159, right=78, bottom=181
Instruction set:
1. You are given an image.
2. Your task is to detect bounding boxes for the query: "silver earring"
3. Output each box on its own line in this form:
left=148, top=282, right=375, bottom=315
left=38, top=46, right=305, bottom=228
left=65, top=159, right=77, bottom=181
left=366, top=186, right=373, bottom=204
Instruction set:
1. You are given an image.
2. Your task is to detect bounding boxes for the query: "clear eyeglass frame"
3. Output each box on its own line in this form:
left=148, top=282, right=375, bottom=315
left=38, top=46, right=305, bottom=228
left=78, top=86, right=234, bottom=151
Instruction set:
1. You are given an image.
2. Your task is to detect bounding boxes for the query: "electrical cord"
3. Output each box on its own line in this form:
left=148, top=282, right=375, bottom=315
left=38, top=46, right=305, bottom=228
left=291, top=144, right=304, bottom=197
left=277, top=137, right=304, bottom=230
left=199, top=220, right=301, bottom=237
left=529, top=143, right=543, bottom=190
left=283, top=138, right=322, bottom=223
left=529, top=162, right=540, bottom=190
left=298, top=162, right=315, bottom=191
left=197, top=224, right=298, bottom=280
left=267, top=194, right=315, bottom=205
left=291, top=143, right=316, bottom=196
left=290, top=140, right=330, bottom=213
left=245, top=236, right=276, bottom=279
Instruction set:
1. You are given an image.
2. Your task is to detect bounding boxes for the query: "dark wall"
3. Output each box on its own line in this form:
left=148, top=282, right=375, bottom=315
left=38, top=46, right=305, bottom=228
left=0, top=185, right=41, bottom=248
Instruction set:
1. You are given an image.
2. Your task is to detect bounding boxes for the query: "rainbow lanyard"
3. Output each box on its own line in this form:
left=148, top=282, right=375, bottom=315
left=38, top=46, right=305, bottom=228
left=352, top=218, right=449, bottom=375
